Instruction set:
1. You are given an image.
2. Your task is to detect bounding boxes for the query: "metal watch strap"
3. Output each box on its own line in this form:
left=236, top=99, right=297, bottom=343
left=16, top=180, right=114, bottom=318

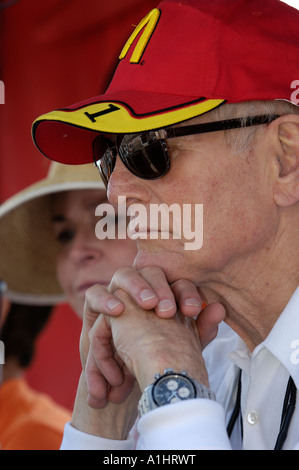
left=138, top=369, right=216, bottom=416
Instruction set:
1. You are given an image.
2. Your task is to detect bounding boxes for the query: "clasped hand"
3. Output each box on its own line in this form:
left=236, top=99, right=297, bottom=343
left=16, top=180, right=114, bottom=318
left=81, top=266, right=225, bottom=409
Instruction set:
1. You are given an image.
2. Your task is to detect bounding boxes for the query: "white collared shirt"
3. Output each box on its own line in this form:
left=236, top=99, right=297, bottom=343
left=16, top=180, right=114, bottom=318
left=61, top=287, right=299, bottom=450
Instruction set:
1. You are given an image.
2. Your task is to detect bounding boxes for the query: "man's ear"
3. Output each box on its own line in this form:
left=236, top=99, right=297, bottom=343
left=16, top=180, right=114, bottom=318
left=273, top=117, right=299, bottom=207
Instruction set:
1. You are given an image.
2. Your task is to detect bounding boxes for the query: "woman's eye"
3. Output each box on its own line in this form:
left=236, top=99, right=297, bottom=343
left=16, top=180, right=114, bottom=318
left=56, top=229, right=75, bottom=244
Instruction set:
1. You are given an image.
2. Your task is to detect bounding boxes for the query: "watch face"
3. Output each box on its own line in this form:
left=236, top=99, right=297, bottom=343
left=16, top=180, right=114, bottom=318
left=152, top=373, right=196, bottom=406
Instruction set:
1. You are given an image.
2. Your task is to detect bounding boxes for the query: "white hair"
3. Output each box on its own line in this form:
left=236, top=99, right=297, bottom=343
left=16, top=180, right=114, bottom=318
left=209, top=100, right=299, bottom=153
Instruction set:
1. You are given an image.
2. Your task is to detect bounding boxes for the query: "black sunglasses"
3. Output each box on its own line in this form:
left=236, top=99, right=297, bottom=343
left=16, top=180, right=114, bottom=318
left=93, top=115, right=280, bottom=187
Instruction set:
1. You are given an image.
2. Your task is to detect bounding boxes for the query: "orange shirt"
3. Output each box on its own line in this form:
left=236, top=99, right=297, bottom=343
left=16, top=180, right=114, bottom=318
left=0, top=377, right=71, bottom=450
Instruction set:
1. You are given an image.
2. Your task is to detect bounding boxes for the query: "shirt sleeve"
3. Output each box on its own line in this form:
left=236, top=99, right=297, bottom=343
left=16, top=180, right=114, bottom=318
left=60, top=399, right=232, bottom=450
left=60, top=422, right=134, bottom=450
left=136, top=399, right=232, bottom=450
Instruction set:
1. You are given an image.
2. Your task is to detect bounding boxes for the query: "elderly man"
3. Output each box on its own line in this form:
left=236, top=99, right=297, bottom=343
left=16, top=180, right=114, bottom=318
left=32, top=0, right=299, bottom=450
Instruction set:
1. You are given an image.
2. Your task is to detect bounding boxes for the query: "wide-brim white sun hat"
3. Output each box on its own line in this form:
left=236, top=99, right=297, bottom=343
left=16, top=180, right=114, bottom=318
left=0, top=162, right=105, bottom=305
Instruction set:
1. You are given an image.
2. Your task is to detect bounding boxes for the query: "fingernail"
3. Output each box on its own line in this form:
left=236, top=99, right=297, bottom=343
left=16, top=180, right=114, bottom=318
left=140, top=289, right=157, bottom=302
left=184, top=298, right=202, bottom=307
left=158, top=299, right=175, bottom=312
left=107, top=299, right=122, bottom=310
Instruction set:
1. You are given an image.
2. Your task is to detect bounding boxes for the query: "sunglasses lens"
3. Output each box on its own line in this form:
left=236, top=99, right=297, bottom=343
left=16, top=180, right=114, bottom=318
left=119, top=134, right=170, bottom=180
left=93, top=132, right=171, bottom=184
left=93, top=135, right=116, bottom=186
left=100, top=149, right=116, bottom=186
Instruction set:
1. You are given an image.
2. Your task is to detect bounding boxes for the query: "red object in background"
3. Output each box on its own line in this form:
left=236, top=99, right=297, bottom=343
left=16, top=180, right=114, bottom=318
left=0, top=0, right=158, bottom=200
left=25, top=304, right=82, bottom=411
left=0, top=0, right=158, bottom=410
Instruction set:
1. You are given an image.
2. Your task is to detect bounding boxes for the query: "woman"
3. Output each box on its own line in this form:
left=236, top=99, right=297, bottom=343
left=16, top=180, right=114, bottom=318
left=0, top=162, right=137, bottom=449
left=0, top=162, right=137, bottom=314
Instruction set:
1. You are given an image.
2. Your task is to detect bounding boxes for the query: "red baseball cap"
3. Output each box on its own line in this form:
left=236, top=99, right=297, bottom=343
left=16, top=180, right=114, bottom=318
left=32, top=0, right=299, bottom=165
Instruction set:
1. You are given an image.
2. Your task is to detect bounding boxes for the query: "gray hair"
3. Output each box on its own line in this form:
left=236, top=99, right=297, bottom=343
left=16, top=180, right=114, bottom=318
left=209, top=100, right=299, bottom=154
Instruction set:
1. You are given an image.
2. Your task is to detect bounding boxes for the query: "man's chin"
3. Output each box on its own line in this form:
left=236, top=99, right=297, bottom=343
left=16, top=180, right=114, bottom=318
left=133, top=246, right=186, bottom=283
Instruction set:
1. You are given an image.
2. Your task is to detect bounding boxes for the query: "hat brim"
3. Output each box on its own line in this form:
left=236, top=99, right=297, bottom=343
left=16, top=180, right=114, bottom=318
left=0, top=166, right=106, bottom=305
left=32, top=90, right=225, bottom=165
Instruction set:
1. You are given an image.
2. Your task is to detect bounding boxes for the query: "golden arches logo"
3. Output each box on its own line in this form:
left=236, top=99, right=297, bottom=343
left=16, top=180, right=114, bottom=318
left=119, top=8, right=160, bottom=64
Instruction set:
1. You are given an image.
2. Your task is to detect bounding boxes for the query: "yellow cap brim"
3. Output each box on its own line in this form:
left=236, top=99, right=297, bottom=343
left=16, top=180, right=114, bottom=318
left=32, top=97, right=225, bottom=165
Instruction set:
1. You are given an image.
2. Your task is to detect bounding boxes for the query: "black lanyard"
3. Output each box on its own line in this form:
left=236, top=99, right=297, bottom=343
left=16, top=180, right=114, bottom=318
left=226, top=370, right=297, bottom=450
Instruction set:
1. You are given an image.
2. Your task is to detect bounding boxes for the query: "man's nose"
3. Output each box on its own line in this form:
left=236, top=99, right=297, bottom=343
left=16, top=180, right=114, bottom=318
left=107, top=155, right=151, bottom=207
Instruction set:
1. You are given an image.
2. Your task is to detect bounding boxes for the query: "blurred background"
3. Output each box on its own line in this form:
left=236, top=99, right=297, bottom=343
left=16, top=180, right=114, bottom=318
left=0, top=0, right=298, bottom=412
left=0, top=0, right=158, bottom=410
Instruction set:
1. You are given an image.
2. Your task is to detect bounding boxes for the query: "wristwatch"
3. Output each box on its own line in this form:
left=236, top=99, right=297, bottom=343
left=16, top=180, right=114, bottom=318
left=138, top=368, right=216, bottom=416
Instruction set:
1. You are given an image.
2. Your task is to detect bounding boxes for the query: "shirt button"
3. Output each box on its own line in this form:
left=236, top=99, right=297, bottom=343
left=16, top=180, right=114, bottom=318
left=247, top=411, right=259, bottom=425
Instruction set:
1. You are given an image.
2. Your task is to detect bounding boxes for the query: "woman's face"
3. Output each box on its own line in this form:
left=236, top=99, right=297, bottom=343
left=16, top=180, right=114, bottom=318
left=52, top=189, right=137, bottom=317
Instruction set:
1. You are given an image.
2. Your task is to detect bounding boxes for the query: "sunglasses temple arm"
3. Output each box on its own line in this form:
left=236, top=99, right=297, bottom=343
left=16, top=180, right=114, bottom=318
left=164, top=115, right=280, bottom=139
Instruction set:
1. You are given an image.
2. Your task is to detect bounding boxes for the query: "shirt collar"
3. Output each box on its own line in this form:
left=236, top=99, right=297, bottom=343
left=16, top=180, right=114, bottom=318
left=229, top=287, right=299, bottom=388
left=261, top=286, right=299, bottom=388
